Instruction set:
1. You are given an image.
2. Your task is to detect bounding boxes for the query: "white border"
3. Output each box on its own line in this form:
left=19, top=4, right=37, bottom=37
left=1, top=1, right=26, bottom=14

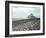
left=9, top=3, right=43, bottom=35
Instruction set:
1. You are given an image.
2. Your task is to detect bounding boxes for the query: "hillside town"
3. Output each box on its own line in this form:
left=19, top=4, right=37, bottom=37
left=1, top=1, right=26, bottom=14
left=12, top=14, right=40, bottom=31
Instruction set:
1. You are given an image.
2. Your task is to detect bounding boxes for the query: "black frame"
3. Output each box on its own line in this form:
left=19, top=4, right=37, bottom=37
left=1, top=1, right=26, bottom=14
left=5, top=1, right=45, bottom=37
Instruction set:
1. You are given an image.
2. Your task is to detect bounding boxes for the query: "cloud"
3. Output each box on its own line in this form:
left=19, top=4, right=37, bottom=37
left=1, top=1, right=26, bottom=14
left=12, top=7, right=40, bottom=19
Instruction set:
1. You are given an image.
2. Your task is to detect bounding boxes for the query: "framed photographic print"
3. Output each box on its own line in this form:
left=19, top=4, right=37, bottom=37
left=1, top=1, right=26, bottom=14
left=5, top=1, right=45, bottom=37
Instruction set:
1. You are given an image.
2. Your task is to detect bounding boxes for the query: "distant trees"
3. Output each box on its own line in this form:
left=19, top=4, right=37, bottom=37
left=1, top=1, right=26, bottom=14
left=28, top=13, right=36, bottom=19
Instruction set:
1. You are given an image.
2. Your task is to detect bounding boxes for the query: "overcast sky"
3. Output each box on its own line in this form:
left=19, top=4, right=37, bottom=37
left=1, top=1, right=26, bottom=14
left=12, top=6, right=40, bottom=19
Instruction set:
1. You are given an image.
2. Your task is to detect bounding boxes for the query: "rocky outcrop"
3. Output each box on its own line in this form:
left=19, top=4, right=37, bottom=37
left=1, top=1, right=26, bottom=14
left=12, top=19, right=40, bottom=31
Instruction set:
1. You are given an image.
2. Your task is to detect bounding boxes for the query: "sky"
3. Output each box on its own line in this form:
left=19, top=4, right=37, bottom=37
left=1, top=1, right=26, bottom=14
left=12, top=6, right=40, bottom=19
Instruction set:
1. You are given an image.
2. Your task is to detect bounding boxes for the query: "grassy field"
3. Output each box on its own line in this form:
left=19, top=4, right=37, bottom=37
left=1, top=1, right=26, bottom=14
left=12, top=18, right=40, bottom=31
